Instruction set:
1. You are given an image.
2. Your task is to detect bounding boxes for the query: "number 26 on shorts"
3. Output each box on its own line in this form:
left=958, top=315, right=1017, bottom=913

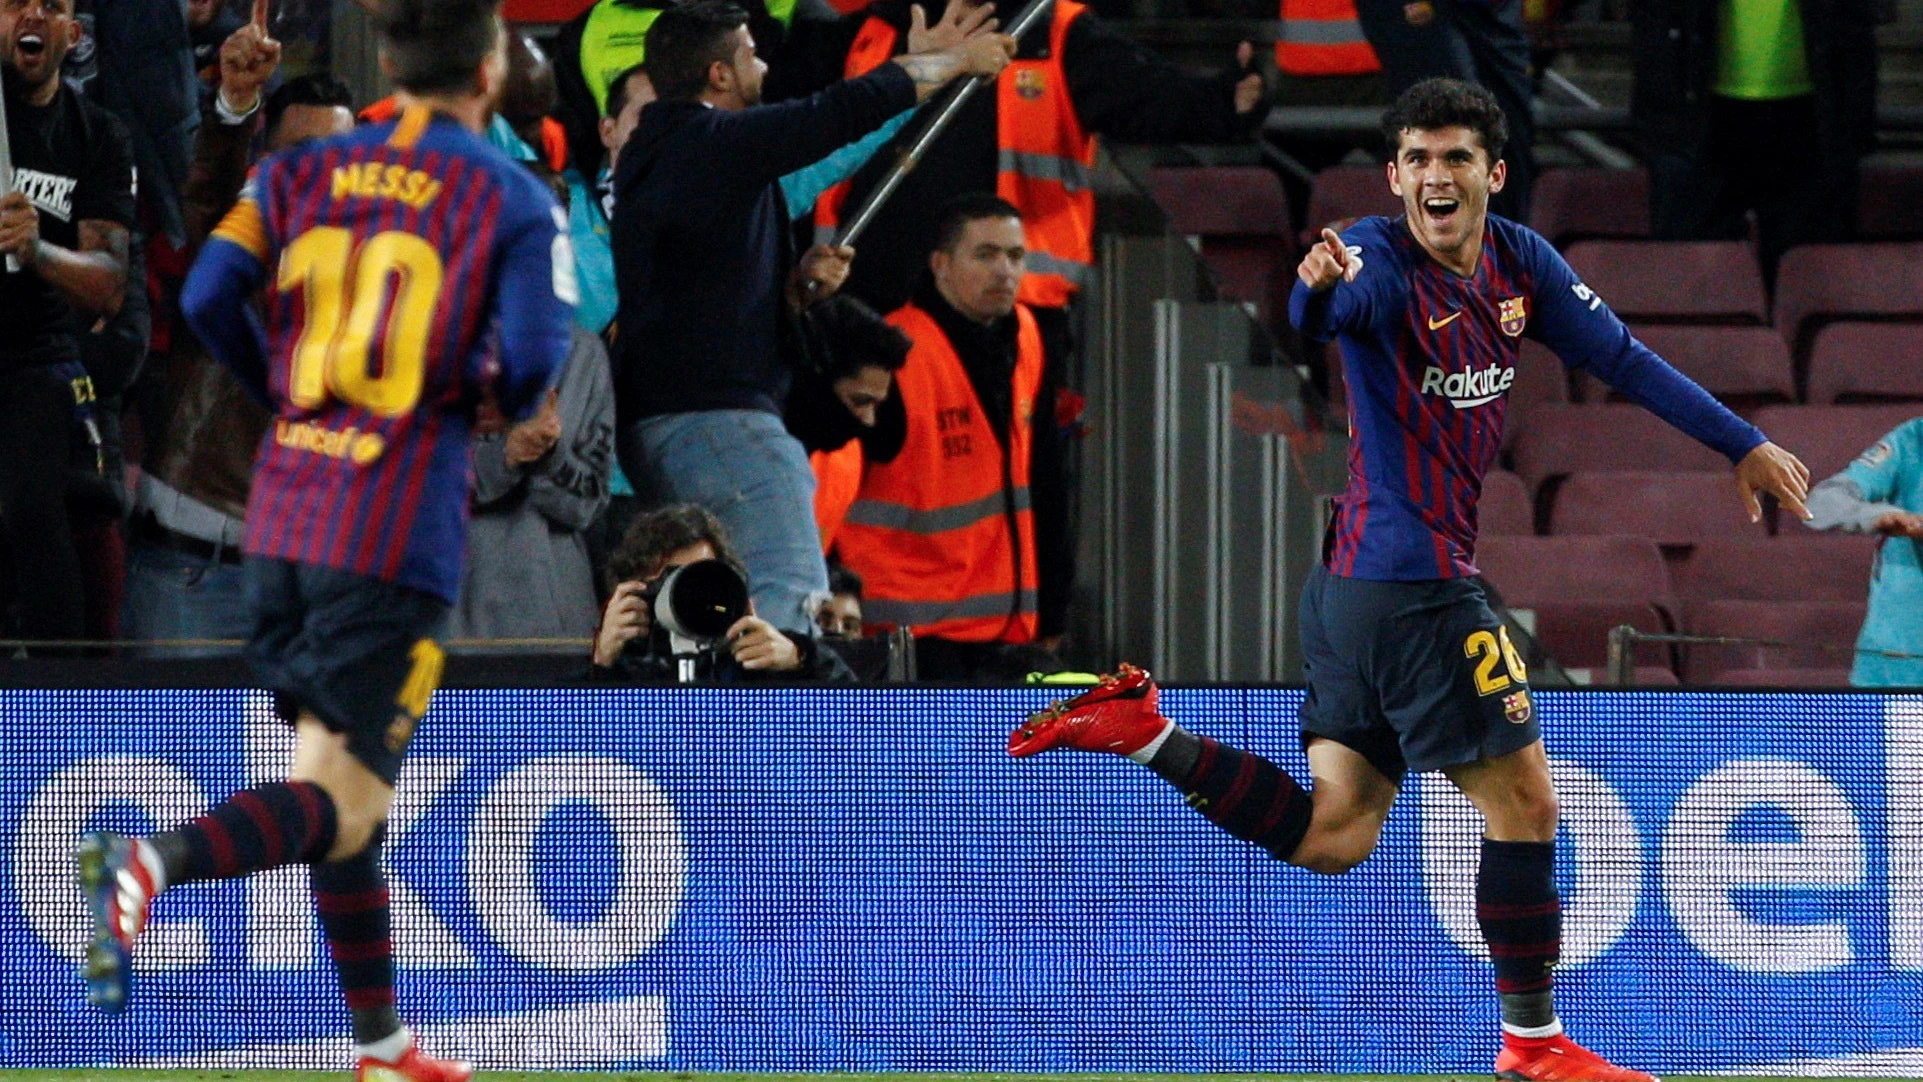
left=1465, top=625, right=1528, bottom=695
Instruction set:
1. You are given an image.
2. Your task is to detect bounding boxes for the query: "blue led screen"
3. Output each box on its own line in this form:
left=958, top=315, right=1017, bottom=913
left=1, top=688, right=1919, bottom=1074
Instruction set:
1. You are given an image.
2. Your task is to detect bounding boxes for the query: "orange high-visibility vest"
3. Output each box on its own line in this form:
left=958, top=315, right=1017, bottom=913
left=811, top=441, right=865, bottom=554
left=1275, top=0, right=1380, bottom=76
left=814, top=0, right=1097, bottom=308
left=837, top=302, right=1043, bottom=643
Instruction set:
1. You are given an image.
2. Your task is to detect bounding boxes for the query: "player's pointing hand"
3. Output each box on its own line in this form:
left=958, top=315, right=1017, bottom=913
left=1734, top=440, right=1812, bottom=524
left=1297, top=227, right=1363, bottom=292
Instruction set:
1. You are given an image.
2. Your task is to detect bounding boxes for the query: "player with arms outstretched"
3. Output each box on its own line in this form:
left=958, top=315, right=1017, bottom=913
left=70, top=1, right=573, bottom=1079
left=1009, top=79, right=1813, bottom=1081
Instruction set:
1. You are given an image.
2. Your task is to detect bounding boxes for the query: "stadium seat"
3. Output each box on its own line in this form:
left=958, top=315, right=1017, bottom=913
left=1528, top=168, right=1650, bottom=247
left=1749, top=404, right=1923, bottom=481
left=1562, top=240, right=1767, bottom=325
left=1508, top=404, right=1733, bottom=492
left=1546, top=470, right=1769, bottom=544
left=1574, top=325, right=1795, bottom=411
left=1474, top=535, right=1674, bottom=609
left=1713, top=667, right=1855, bottom=688
left=1147, top=167, right=1295, bottom=325
left=1682, top=599, right=1866, bottom=681
left=1526, top=600, right=1674, bottom=671
left=1771, top=243, right=1923, bottom=366
left=1805, top=322, right=1923, bottom=404
left=1302, top=164, right=1401, bottom=246
left=1479, top=469, right=1534, bottom=535
left=1675, top=535, right=1878, bottom=605
left=1858, top=161, right=1923, bottom=240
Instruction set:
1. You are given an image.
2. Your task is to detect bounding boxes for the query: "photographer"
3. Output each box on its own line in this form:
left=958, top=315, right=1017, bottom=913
left=591, top=504, right=855, bottom=683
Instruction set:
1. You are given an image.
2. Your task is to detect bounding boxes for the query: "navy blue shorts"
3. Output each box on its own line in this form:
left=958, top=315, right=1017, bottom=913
left=1297, top=565, right=1540, bottom=785
left=244, top=558, right=449, bottom=786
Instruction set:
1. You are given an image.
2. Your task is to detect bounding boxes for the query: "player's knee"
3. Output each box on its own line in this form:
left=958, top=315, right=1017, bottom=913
left=1486, top=785, right=1559, bottom=840
left=1291, top=833, right=1376, bottom=876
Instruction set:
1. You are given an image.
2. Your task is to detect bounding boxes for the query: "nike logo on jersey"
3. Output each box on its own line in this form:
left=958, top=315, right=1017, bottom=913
left=1426, top=310, right=1463, bottom=331
left=1420, top=362, right=1516, bottom=408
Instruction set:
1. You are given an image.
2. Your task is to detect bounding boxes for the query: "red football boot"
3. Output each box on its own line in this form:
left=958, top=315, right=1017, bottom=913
left=1007, top=663, right=1170, bottom=760
left=356, top=1041, right=474, bottom=1082
left=1495, top=1032, right=1660, bottom=1082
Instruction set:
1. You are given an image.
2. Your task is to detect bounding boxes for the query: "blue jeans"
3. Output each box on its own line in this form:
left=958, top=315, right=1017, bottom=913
left=619, top=410, right=827, bottom=636
left=121, top=540, right=252, bottom=657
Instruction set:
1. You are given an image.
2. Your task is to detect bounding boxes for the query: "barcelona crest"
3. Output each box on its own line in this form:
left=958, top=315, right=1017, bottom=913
left=1497, top=296, right=1527, bottom=337
left=1502, top=689, right=1533, bottom=724
left=1015, top=69, right=1046, bottom=100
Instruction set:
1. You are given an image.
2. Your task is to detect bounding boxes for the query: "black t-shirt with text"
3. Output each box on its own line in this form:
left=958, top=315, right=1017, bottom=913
left=0, top=80, right=135, bottom=369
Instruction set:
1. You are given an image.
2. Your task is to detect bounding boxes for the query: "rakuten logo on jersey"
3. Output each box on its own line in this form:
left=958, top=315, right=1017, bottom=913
left=1419, top=362, right=1516, bottom=408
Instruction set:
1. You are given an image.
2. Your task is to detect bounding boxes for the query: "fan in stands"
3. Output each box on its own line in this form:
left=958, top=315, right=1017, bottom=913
left=1009, top=77, right=1815, bottom=1082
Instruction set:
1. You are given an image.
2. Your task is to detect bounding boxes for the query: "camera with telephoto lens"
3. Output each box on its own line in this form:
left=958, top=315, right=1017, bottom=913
left=638, top=558, right=751, bottom=683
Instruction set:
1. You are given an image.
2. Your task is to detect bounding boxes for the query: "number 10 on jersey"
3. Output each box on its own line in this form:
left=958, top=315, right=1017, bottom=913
left=278, top=226, right=446, bottom=417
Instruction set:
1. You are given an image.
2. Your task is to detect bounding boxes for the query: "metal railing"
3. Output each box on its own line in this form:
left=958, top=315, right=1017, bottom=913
left=1602, top=625, right=1923, bottom=687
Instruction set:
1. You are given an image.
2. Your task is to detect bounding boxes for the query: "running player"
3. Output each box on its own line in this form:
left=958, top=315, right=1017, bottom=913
left=72, top=1, right=572, bottom=1079
left=1008, top=78, right=1813, bottom=1082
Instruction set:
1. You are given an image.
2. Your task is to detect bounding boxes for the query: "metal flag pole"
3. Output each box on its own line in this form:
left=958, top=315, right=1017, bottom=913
left=0, top=79, right=16, bottom=274
left=832, top=0, right=1055, bottom=249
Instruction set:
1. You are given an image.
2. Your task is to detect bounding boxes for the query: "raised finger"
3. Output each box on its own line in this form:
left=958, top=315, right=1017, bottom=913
left=1320, top=227, right=1344, bottom=259
left=909, top=4, right=928, bottom=37
left=958, top=0, right=994, bottom=33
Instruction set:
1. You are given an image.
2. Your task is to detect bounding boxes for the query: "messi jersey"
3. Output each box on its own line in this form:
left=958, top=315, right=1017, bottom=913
left=183, top=106, right=575, bottom=604
left=1289, top=214, right=1765, bottom=581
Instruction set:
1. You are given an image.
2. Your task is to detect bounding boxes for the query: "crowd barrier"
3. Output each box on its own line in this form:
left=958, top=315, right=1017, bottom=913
left=2, top=687, right=1919, bottom=1074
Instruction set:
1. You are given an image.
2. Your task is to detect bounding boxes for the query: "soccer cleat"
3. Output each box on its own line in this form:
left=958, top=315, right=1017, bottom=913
left=1495, top=1033, right=1660, bottom=1082
left=75, top=832, right=157, bottom=1014
left=1007, top=662, right=1167, bottom=759
left=357, top=1043, right=475, bottom=1082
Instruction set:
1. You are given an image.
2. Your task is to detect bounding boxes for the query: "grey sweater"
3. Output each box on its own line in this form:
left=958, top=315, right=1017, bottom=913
left=452, top=328, right=616, bottom=642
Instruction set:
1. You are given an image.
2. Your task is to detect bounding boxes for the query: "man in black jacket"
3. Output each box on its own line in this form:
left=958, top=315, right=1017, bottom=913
left=1632, top=0, right=1877, bottom=276
left=610, top=0, right=1012, bottom=637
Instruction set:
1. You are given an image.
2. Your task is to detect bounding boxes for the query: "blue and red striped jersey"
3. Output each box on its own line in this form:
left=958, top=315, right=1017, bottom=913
left=1290, top=214, right=1765, bottom=582
left=183, top=106, right=575, bottom=604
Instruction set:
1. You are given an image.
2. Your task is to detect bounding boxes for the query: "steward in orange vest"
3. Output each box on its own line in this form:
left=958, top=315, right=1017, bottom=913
left=814, top=0, right=1268, bottom=316
left=836, top=197, right=1073, bottom=680
left=1275, top=0, right=1381, bottom=76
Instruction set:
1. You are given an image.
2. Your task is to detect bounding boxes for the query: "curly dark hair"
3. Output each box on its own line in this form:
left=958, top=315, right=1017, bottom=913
left=605, top=504, right=745, bottom=591
left=803, top=296, right=910, bottom=383
left=1380, top=77, right=1508, bottom=164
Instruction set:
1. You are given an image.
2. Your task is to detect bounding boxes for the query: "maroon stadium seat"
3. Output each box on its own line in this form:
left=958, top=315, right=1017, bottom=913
left=1508, top=404, right=1733, bottom=492
left=1547, top=470, right=1769, bottom=544
left=1148, top=167, right=1295, bottom=325
left=1857, top=162, right=1923, bottom=240
left=1528, top=168, right=1650, bottom=247
left=1676, top=535, right=1878, bottom=605
left=1805, top=322, right=1923, bottom=405
left=1527, top=600, right=1673, bottom=671
left=1683, top=599, right=1866, bottom=681
left=1573, top=325, right=1794, bottom=411
left=1563, top=240, right=1767, bottom=324
left=1473, top=535, right=1673, bottom=608
left=1480, top=470, right=1534, bottom=535
left=1749, top=404, right=1923, bottom=481
left=1771, top=243, right=1923, bottom=365
left=1713, top=667, right=1854, bottom=688
left=1302, top=164, right=1402, bottom=245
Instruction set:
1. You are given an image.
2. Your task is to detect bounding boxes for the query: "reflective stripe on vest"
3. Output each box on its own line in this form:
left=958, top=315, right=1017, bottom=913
left=837, top=302, right=1045, bottom=644
left=863, top=590, right=1032, bottom=628
left=846, top=487, right=1034, bottom=535
left=1274, top=0, right=1380, bottom=76
left=814, top=1, right=1097, bottom=307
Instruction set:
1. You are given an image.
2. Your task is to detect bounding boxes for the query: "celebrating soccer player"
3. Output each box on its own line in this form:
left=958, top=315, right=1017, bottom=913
left=70, top=1, right=573, bottom=1080
left=1009, top=78, right=1812, bottom=1082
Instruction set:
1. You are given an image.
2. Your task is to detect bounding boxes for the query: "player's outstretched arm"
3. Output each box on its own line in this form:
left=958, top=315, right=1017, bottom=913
left=1735, top=440, right=1812, bottom=524
left=1296, top=227, right=1362, bottom=292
